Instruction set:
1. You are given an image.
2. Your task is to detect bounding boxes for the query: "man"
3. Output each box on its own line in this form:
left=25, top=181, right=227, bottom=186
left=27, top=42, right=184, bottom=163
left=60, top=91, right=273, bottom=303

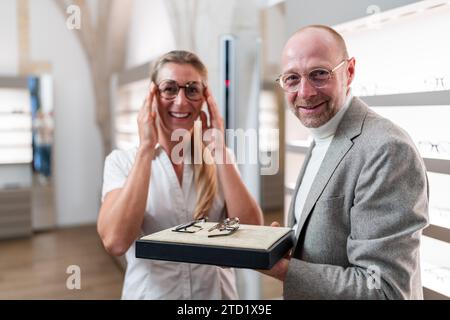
left=262, top=25, right=429, bottom=299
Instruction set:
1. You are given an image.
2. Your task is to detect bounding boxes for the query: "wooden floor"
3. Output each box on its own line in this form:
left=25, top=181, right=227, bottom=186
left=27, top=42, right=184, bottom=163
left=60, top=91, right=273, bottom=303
left=0, top=210, right=285, bottom=300
left=0, top=225, right=123, bottom=300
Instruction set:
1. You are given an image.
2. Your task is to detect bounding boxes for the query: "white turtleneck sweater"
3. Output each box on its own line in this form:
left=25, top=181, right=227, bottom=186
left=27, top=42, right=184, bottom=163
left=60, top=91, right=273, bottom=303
left=292, top=93, right=353, bottom=234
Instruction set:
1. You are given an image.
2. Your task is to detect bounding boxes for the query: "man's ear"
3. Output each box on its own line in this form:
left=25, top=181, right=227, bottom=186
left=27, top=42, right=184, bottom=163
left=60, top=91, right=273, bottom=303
left=347, top=57, right=356, bottom=86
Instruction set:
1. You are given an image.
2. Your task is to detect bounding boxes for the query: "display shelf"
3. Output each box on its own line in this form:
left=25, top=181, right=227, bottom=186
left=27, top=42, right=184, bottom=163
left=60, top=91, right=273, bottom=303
left=0, top=187, right=32, bottom=240
left=423, top=157, right=450, bottom=175
left=286, top=140, right=450, bottom=176
left=424, top=224, right=450, bottom=244
left=360, top=90, right=450, bottom=107
left=0, top=83, right=32, bottom=165
left=423, top=287, right=449, bottom=300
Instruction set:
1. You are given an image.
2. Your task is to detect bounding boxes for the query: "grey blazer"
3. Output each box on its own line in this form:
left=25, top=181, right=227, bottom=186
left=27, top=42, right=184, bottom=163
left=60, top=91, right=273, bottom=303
left=284, top=97, right=429, bottom=300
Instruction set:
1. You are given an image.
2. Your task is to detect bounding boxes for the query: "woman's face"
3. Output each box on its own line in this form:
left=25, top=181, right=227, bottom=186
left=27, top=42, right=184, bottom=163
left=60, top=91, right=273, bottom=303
left=155, top=63, right=205, bottom=133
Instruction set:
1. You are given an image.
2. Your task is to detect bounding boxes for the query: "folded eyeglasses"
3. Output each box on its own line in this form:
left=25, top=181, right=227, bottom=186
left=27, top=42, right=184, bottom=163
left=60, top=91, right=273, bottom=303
left=172, top=217, right=240, bottom=237
left=207, top=217, right=240, bottom=238
left=172, top=217, right=208, bottom=233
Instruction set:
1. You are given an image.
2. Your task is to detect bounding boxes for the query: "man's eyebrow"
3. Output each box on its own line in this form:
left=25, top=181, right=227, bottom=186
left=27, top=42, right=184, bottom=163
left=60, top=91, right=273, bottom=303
left=281, top=68, right=299, bottom=74
left=282, top=64, right=332, bottom=74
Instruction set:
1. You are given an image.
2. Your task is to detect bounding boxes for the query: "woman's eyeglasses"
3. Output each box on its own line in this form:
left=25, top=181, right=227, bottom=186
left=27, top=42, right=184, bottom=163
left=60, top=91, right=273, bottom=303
left=157, top=80, right=205, bottom=101
left=276, top=59, right=348, bottom=92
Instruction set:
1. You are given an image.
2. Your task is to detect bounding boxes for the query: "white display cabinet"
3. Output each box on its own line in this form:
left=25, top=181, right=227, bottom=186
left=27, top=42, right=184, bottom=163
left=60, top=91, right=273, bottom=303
left=0, top=77, right=33, bottom=239
left=284, top=0, right=450, bottom=299
left=0, top=83, right=32, bottom=165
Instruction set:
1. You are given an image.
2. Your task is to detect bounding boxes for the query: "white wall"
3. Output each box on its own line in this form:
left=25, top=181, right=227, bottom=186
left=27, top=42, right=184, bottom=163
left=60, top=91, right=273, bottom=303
left=285, top=0, right=420, bottom=33
left=125, top=0, right=175, bottom=69
left=26, top=0, right=103, bottom=227
left=263, top=4, right=287, bottom=74
left=0, top=0, right=19, bottom=75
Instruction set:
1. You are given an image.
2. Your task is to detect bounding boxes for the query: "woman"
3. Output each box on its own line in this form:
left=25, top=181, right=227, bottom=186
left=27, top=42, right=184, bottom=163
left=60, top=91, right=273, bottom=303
left=97, top=50, right=263, bottom=299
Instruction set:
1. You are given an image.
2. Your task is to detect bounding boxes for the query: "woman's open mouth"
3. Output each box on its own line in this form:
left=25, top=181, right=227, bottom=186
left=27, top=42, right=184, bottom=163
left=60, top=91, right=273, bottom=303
left=168, top=112, right=191, bottom=119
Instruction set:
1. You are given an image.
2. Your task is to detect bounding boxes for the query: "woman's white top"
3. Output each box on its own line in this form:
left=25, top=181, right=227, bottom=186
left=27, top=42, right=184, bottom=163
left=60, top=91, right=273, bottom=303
left=101, top=145, right=238, bottom=300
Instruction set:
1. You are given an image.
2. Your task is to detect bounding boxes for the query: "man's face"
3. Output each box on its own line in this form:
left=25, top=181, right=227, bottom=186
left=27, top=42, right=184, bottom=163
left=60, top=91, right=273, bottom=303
left=281, top=30, right=355, bottom=128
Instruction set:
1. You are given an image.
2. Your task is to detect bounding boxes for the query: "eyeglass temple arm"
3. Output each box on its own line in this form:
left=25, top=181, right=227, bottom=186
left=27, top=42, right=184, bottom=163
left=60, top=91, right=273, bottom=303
left=331, top=59, right=348, bottom=73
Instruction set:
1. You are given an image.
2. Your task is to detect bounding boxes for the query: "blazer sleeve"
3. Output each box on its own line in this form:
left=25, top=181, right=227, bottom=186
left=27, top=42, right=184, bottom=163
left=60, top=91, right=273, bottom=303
left=284, top=138, right=429, bottom=300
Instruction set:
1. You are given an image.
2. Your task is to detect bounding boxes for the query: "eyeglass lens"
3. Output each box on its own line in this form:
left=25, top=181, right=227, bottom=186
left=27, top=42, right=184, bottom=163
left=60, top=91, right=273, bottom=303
left=158, top=80, right=203, bottom=101
left=280, top=69, right=331, bottom=91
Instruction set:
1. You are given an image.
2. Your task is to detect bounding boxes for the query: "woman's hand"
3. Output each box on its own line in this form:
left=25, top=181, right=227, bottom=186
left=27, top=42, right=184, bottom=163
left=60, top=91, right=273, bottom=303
left=137, top=83, right=158, bottom=153
left=201, top=87, right=225, bottom=134
left=200, top=87, right=226, bottom=160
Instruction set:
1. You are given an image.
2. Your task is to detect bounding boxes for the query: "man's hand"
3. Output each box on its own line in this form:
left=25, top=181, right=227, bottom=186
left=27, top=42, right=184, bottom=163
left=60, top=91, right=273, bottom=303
left=257, top=221, right=290, bottom=281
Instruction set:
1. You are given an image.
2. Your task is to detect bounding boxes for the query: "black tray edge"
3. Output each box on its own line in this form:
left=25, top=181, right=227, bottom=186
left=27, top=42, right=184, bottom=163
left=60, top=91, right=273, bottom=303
left=135, top=229, right=294, bottom=270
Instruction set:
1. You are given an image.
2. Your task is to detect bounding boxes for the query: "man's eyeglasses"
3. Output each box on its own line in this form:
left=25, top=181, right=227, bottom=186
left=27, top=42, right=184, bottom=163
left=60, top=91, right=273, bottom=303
left=276, top=59, right=349, bottom=92
left=157, top=80, right=205, bottom=101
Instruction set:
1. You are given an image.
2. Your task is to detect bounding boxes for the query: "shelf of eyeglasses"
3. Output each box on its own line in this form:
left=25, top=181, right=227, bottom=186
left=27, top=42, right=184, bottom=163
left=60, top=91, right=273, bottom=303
left=285, top=141, right=450, bottom=175
left=135, top=220, right=294, bottom=269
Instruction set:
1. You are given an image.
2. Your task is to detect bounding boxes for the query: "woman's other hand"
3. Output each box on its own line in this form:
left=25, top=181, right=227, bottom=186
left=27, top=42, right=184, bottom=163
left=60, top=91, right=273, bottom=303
left=138, top=83, right=158, bottom=152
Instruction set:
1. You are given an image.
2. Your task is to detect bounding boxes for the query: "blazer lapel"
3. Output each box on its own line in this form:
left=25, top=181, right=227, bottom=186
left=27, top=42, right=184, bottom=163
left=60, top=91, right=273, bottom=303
left=293, top=97, right=368, bottom=240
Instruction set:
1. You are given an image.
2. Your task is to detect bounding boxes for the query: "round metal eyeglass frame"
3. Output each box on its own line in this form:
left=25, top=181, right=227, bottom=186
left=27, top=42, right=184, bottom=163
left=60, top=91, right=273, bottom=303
left=276, top=59, right=349, bottom=92
left=207, top=217, right=240, bottom=238
left=157, top=80, right=206, bottom=102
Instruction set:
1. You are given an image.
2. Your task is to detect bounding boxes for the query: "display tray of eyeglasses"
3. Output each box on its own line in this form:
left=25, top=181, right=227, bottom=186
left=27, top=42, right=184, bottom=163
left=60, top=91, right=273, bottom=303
left=135, top=221, right=294, bottom=269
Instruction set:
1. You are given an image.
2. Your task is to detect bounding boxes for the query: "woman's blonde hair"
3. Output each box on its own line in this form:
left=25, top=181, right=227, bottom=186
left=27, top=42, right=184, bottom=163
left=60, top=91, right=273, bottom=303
left=151, top=50, right=217, bottom=220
